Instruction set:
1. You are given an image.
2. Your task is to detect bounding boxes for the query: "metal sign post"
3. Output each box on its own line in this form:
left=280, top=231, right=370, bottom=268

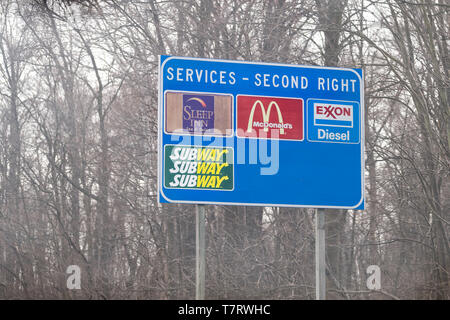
left=195, top=204, right=206, bottom=300
left=315, top=208, right=326, bottom=300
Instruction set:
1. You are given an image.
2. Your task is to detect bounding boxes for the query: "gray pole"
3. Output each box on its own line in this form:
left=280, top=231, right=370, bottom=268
left=315, top=208, right=326, bottom=300
left=196, top=204, right=206, bottom=300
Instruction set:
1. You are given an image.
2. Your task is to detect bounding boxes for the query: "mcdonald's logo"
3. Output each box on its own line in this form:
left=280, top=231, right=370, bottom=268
left=237, top=95, right=303, bottom=140
left=247, top=100, right=286, bottom=134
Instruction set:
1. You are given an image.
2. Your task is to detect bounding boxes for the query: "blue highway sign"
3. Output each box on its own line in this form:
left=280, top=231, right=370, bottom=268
left=158, top=55, right=364, bottom=209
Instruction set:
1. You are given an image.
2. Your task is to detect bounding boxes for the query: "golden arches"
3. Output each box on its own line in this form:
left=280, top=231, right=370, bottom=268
left=246, top=100, right=285, bottom=134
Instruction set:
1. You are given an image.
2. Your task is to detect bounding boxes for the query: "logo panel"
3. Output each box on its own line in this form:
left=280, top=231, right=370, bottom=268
left=307, top=99, right=360, bottom=144
left=237, top=95, right=303, bottom=140
left=165, top=91, right=232, bottom=136
left=164, top=145, right=234, bottom=191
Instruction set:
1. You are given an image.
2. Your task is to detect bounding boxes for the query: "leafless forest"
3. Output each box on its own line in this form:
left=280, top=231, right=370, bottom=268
left=0, top=0, right=448, bottom=299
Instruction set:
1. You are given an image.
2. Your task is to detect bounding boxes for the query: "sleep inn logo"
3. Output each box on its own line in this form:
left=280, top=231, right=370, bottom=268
left=183, top=94, right=215, bottom=133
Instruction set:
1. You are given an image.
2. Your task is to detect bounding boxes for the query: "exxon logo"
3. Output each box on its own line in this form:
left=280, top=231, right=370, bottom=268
left=314, top=103, right=353, bottom=128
